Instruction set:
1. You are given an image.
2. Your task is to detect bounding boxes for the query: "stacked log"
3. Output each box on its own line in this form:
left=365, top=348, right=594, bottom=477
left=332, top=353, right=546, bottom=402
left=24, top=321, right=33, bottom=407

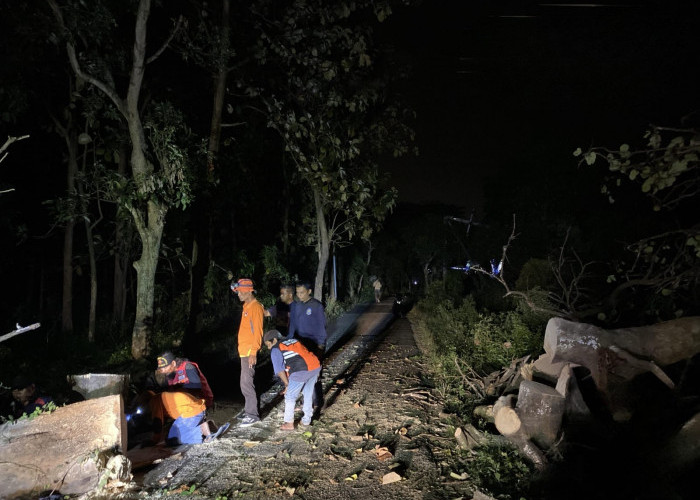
left=484, top=316, right=700, bottom=473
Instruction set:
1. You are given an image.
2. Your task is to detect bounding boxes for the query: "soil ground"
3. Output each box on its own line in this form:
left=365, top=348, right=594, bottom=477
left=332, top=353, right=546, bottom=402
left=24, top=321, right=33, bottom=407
left=106, top=306, right=484, bottom=499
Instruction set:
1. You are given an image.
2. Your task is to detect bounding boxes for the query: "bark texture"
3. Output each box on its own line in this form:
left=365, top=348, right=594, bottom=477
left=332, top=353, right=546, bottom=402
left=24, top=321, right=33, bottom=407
left=0, top=395, right=126, bottom=499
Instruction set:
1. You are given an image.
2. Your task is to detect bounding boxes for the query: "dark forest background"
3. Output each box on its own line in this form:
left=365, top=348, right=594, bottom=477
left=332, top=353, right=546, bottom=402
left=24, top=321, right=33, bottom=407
left=1, top=0, right=699, bottom=411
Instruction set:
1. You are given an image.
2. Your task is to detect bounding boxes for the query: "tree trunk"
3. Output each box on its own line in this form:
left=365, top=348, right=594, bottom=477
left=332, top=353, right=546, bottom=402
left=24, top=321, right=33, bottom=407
left=130, top=200, right=165, bottom=359
left=356, top=240, right=373, bottom=296
left=112, top=137, right=130, bottom=326
left=313, top=188, right=329, bottom=301
left=61, top=220, right=74, bottom=332
left=281, top=155, right=291, bottom=256
left=77, top=134, right=98, bottom=342
left=61, top=129, right=78, bottom=334
left=83, top=202, right=98, bottom=342
left=184, top=0, right=230, bottom=355
left=125, top=0, right=166, bottom=360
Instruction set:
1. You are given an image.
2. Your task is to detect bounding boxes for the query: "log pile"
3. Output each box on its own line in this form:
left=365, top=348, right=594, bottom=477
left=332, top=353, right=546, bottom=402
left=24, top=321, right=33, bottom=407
left=474, top=316, right=700, bottom=476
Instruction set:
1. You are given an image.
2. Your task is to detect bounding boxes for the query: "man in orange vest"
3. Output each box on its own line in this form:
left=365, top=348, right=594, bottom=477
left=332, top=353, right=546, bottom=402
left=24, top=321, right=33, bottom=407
left=263, top=329, right=321, bottom=430
left=232, top=278, right=264, bottom=427
left=150, top=352, right=227, bottom=445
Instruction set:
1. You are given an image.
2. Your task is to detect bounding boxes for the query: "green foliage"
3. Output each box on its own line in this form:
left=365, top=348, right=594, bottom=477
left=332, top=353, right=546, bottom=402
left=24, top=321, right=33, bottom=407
left=259, top=245, right=291, bottom=294
left=463, top=444, right=535, bottom=499
left=410, top=279, right=544, bottom=418
left=515, top=258, right=553, bottom=291
left=575, top=126, right=699, bottom=210
left=575, top=123, right=700, bottom=323
left=324, top=296, right=345, bottom=322
left=142, top=101, right=194, bottom=210
left=106, top=344, right=133, bottom=366
left=3, top=401, right=59, bottom=424
left=254, top=0, right=412, bottom=296
left=152, top=291, right=189, bottom=352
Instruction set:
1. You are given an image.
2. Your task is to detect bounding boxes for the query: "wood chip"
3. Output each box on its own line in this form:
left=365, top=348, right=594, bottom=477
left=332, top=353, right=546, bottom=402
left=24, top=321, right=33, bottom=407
left=382, top=471, right=402, bottom=484
left=372, top=445, right=393, bottom=461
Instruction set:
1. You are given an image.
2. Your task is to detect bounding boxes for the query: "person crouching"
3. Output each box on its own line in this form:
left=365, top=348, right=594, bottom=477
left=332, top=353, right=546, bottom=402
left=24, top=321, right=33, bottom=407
left=151, top=351, right=214, bottom=445
left=263, top=330, right=321, bottom=431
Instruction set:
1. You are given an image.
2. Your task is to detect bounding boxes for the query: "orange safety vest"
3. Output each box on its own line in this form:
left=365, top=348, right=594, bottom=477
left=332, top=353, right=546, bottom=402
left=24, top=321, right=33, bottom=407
left=278, top=339, right=321, bottom=374
left=168, top=360, right=215, bottom=408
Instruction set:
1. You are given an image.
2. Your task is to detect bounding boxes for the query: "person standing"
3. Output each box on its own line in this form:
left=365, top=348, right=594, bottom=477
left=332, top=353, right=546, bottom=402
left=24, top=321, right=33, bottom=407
left=263, top=329, right=321, bottom=430
left=287, top=281, right=327, bottom=409
left=372, top=276, right=383, bottom=303
left=263, top=283, right=295, bottom=337
left=232, top=278, right=264, bottom=427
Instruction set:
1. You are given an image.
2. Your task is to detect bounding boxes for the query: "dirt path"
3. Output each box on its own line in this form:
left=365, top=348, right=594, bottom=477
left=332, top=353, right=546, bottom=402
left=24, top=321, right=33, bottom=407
left=121, top=314, right=478, bottom=499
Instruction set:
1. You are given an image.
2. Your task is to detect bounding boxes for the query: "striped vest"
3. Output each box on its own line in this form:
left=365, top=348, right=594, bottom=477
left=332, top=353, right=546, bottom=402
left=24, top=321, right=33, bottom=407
left=278, top=339, right=321, bottom=374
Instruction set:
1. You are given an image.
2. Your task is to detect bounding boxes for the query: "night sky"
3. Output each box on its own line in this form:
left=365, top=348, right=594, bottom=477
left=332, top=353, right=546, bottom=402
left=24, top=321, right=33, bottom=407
left=383, top=0, right=700, bottom=211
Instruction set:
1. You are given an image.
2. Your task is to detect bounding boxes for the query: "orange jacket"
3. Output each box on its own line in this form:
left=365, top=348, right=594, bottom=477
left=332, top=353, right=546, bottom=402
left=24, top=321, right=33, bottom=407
left=237, top=298, right=264, bottom=357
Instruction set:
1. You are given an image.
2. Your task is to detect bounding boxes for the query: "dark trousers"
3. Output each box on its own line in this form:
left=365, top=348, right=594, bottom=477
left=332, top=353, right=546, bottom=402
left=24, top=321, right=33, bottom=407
left=239, top=357, right=259, bottom=418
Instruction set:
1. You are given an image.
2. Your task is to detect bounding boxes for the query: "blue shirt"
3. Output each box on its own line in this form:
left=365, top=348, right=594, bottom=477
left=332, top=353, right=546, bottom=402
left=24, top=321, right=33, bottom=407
left=287, top=298, right=327, bottom=346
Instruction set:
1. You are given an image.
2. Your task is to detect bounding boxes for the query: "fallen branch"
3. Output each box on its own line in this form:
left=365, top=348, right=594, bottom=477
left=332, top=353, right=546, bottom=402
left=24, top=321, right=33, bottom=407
left=0, top=323, right=41, bottom=344
left=608, top=345, right=675, bottom=389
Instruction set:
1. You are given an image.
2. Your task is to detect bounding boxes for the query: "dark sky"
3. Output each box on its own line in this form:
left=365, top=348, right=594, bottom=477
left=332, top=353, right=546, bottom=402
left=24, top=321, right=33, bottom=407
left=383, top=0, right=700, bottom=211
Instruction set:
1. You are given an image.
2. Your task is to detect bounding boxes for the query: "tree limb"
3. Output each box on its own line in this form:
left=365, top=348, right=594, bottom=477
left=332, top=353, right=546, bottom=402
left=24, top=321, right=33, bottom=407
left=146, top=15, right=185, bottom=65
left=46, top=0, right=126, bottom=116
left=1, top=135, right=30, bottom=164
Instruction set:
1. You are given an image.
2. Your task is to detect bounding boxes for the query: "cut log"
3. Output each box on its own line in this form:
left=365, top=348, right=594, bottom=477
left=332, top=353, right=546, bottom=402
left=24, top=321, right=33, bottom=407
left=494, top=406, right=521, bottom=436
left=543, top=316, right=700, bottom=420
left=555, top=364, right=591, bottom=421
left=511, top=435, right=548, bottom=471
left=531, top=352, right=575, bottom=384
left=0, top=394, right=126, bottom=499
left=515, top=380, right=565, bottom=449
left=493, top=394, right=520, bottom=436
left=454, top=424, right=487, bottom=450
left=473, top=404, right=495, bottom=423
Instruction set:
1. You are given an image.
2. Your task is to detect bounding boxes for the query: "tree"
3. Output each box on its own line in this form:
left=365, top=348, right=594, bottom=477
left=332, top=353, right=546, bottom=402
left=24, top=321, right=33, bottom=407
left=255, top=0, right=413, bottom=300
left=48, top=0, right=191, bottom=358
left=574, top=123, right=700, bottom=322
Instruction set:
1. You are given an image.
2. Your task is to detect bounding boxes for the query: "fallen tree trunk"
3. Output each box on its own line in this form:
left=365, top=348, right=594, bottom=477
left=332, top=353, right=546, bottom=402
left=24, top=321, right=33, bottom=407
left=0, top=394, right=126, bottom=499
left=544, top=316, right=700, bottom=382
left=543, top=316, right=700, bottom=420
